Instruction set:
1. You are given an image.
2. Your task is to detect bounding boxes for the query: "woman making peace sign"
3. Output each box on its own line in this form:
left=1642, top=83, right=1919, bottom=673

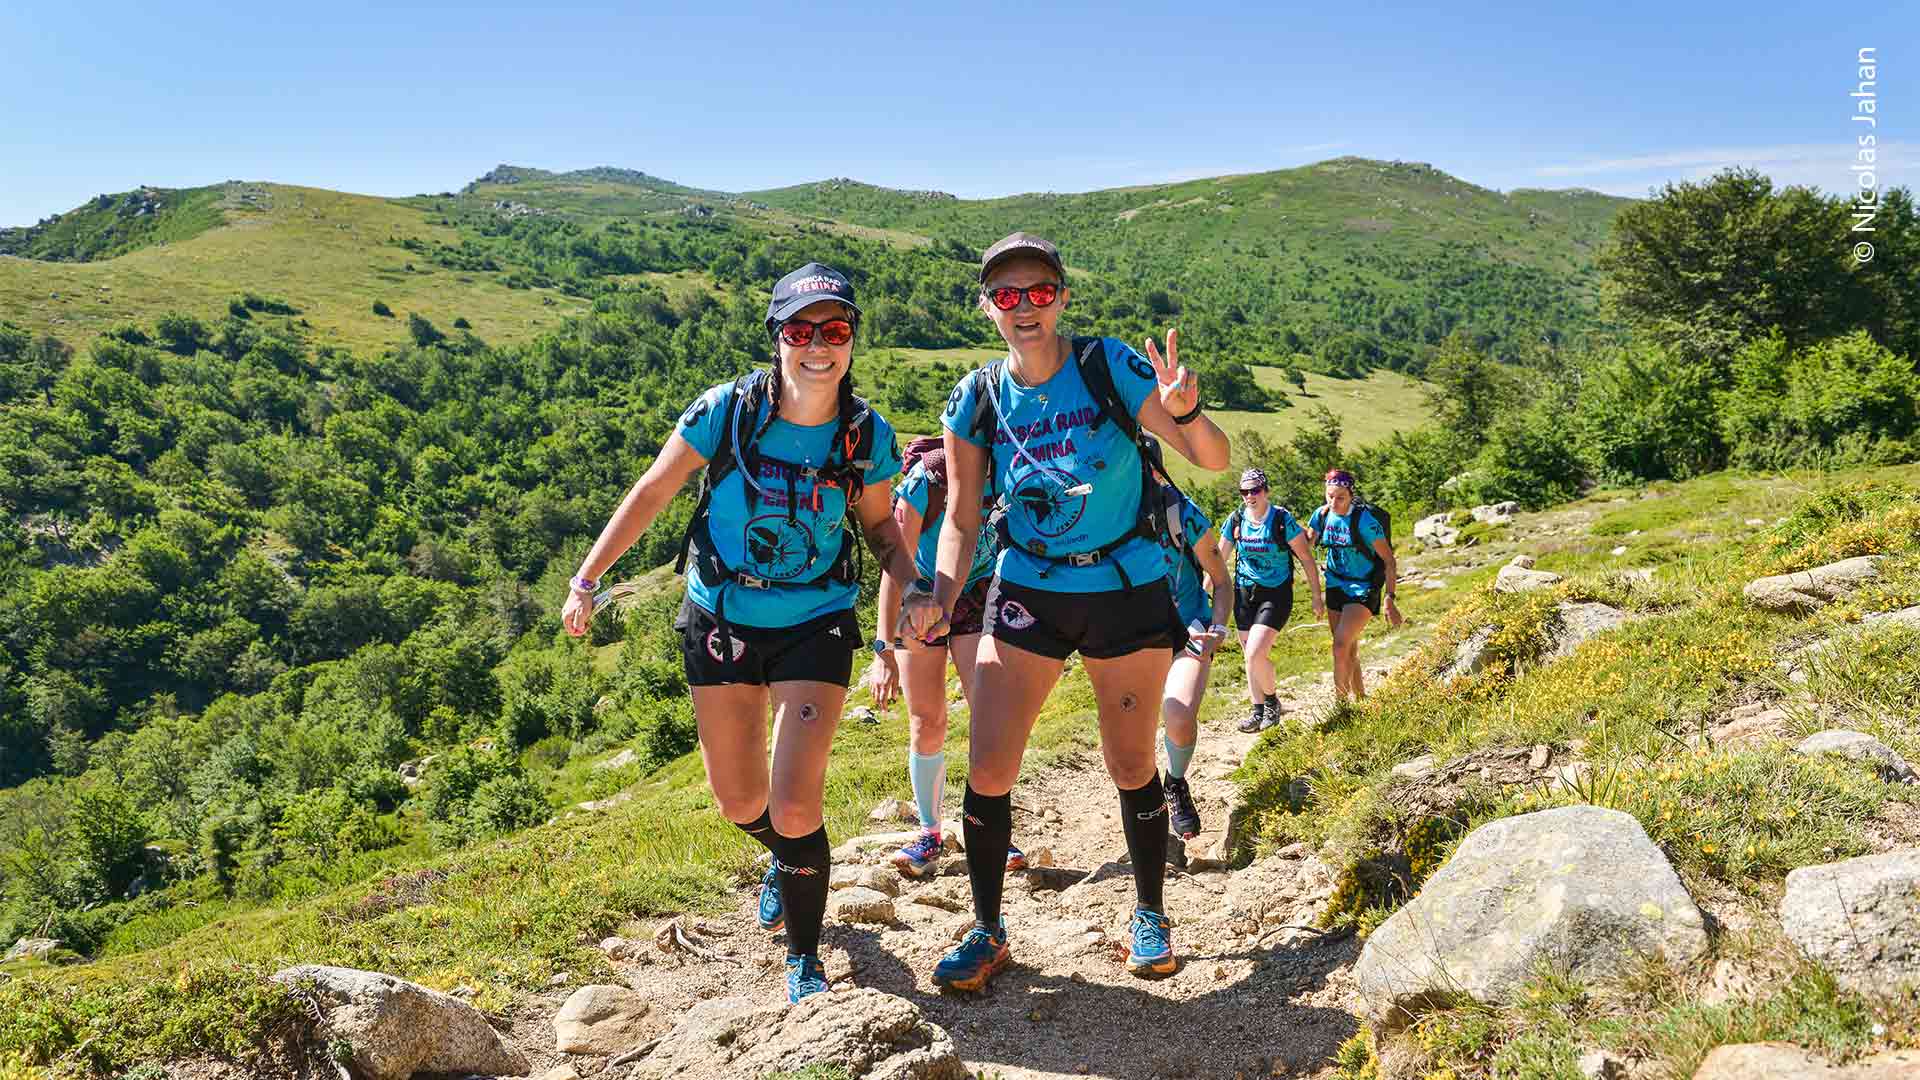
left=902, top=232, right=1229, bottom=990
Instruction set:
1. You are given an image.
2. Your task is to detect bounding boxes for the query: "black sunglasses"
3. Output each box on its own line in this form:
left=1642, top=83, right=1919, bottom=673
left=1239, top=486, right=1268, bottom=496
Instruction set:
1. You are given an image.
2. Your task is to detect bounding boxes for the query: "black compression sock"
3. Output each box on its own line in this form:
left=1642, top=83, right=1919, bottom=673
left=768, top=825, right=831, bottom=958
left=734, top=808, right=776, bottom=852
left=1118, top=774, right=1169, bottom=913
left=962, top=785, right=1013, bottom=928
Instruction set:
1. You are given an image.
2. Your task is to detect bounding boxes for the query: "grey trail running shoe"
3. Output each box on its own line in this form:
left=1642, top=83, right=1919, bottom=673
left=1237, top=702, right=1269, bottom=733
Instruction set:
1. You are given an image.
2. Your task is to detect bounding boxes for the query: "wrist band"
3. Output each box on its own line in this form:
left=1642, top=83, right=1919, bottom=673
left=570, top=574, right=599, bottom=593
left=1172, top=401, right=1204, bottom=425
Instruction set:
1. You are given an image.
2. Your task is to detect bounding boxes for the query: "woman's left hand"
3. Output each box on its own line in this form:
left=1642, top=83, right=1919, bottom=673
left=901, top=588, right=946, bottom=643
left=867, top=648, right=900, bottom=708
left=1146, top=329, right=1198, bottom=417
left=1384, top=596, right=1405, bottom=628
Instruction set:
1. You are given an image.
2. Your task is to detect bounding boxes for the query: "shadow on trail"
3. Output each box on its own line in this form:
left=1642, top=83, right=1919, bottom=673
left=824, top=920, right=1361, bottom=1079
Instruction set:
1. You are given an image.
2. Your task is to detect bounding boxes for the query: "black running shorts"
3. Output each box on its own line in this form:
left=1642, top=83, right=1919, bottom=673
left=1326, top=586, right=1383, bottom=617
left=1233, top=580, right=1294, bottom=632
left=980, top=576, right=1181, bottom=661
left=676, top=597, right=860, bottom=687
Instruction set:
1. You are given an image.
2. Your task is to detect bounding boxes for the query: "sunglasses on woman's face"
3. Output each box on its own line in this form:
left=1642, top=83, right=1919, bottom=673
left=984, top=282, right=1061, bottom=311
left=778, top=318, right=854, bottom=347
left=1240, top=486, right=1267, bottom=497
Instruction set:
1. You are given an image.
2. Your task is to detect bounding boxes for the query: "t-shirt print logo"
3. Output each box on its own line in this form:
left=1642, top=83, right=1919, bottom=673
left=743, top=514, right=812, bottom=580
left=1011, top=465, right=1088, bottom=538
left=996, top=600, right=1037, bottom=630
left=705, top=629, right=746, bottom=662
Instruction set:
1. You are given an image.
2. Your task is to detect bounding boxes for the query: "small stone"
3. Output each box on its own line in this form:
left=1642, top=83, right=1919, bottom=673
left=553, top=984, right=655, bottom=1055
left=831, top=887, right=897, bottom=925
left=1611, top=546, right=1628, bottom=557
left=857, top=865, right=902, bottom=897
left=1391, top=754, right=1437, bottom=780
left=598, top=936, right=629, bottom=959
left=1529, top=744, right=1551, bottom=770
left=536, top=1066, right=582, bottom=1080
left=547, top=972, right=571, bottom=988
left=1576, top=1048, right=1625, bottom=1079
left=1746, top=518, right=1767, bottom=526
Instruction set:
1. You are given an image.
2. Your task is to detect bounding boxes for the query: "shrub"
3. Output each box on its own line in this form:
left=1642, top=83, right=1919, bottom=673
left=370, top=300, right=393, bottom=317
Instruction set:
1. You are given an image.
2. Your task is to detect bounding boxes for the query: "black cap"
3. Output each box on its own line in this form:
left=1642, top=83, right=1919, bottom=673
left=765, top=262, right=861, bottom=332
left=979, top=231, right=1065, bottom=283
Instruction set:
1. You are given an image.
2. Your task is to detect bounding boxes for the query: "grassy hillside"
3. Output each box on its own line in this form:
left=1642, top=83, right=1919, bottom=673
left=0, top=183, right=590, bottom=353
left=5, top=467, right=1916, bottom=1078
left=0, top=185, right=228, bottom=262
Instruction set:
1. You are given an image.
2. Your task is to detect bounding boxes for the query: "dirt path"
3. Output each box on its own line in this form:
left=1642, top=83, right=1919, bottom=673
left=560, top=679, right=1362, bottom=1080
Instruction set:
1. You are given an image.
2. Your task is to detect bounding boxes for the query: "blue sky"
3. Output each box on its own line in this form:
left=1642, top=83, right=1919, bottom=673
left=2, top=1, right=1909, bottom=225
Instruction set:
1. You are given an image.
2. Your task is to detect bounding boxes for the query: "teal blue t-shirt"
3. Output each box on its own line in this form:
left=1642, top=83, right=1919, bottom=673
left=1226, top=503, right=1302, bottom=587
left=676, top=379, right=901, bottom=627
left=941, top=338, right=1164, bottom=594
left=894, top=461, right=997, bottom=589
left=1161, top=489, right=1214, bottom=627
left=1309, top=504, right=1387, bottom=597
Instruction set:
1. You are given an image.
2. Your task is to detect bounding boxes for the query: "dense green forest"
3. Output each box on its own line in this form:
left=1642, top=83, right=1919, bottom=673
left=0, top=162, right=1915, bottom=967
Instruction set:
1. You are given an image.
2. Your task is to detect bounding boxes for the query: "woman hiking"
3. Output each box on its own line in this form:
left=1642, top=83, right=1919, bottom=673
left=867, top=438, right=1027, bottom=878
left=561, top=262, right=933, bottom=1004
left=1305, top=468, right=1403, bottom=701
left=905, top=232, right=1230, bottom=990
left=1218, top=466, right=1323, bottom=732
left=1141, top=438, right=1235, bottom=840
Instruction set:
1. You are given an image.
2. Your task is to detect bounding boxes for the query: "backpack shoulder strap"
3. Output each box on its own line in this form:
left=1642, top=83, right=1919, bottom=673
left=1225, top=507, right=1241, bottom=545
left=706, top=372, right=762, bottom=485
left=968, top=360, right=1005, bottom=444
left=1073, top=335, right=1138, bottom=441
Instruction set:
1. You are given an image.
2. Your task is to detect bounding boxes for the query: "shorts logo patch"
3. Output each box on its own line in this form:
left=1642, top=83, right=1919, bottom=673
left=997, top=600, right=1036, bottom=631
left=705, top=629, right=747, bottom=663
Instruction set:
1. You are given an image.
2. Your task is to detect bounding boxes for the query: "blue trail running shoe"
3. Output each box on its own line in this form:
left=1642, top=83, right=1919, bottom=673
left=1128, top=907, right=1177, bottom=976
left=1005, top=844, right=1028, bottom=872
left=932, top=921, right=1010, bottom=993
left=786, top=953, right=829, bottom=1003
left=757, top=862, right=784, bottom=932
left=891, top=828, right=944, bottom=878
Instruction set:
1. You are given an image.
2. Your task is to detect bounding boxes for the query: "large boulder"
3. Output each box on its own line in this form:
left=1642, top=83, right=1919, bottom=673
left=1353, top=806, right=1708, bottom=1032
left=1693, top=1043, right=1920, bottom=1078
left=1415, top=513, right=1461, bottom=548
left=629, top=987, right=966, bottom=1080
left=1471, top=501, right=1519, bottom=525
left=553, top=983, right=661, bottom=1055
left=270, top=965, right=529, bottom=1080
left=1495, top=556, right=1563, bottom=593
left=1744, top=556, right=1882, bottom=613
left=1547, top=602, right=1632, bottom=660
left=1793, top=730, right=1919, bottom=784
left=1780, top=849, right=1920, bottom=998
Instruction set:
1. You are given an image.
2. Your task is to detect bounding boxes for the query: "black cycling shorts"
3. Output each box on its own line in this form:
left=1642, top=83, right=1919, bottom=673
left=1326, top=586, right=1382, bottom=617
left=981, top=576, right=1181, bottom=661
left=1233, top=581, right=1294, bottom=632
left=676, top=597, right=860, bottom=688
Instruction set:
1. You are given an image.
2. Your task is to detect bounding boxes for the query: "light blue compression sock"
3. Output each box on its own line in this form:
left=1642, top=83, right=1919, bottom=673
left=908, top=750, right=946, bottom=830
left=1164, top=733, right=1197, bottom=781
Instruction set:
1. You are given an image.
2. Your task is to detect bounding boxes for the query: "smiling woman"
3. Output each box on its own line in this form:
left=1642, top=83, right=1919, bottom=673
left=556, top=261, right=937, bottom=1006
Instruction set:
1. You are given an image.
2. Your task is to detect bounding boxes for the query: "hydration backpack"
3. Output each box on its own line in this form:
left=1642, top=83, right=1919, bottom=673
left=896, top=434, right=948, bottom=527
left=965, top=337, right=1184, bottom=589
left=1310, top=498, right=1394, bottom=592
left=674, top=368, right=878, bottom=596
left=1225, top=502, right=1299, bottom=576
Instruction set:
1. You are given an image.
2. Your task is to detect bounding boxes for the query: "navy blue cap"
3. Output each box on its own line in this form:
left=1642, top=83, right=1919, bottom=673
left=766, top=262, right=861, bottom=332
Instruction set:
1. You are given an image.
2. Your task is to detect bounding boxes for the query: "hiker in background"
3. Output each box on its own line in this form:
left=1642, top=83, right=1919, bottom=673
left=561, top=263, right=933, bottom=1004
left=903, top=231, right=1230, bottom=990
left=1142, top=438, right=1235, bottom=840
left=1219, top=467, right=1322, bottom=732
left=867, top=437, right=1027, bottom=878
left=1305, top=468, right=1402, bottom=701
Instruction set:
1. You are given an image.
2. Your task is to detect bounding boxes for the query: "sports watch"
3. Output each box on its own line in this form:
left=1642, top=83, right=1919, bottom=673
left=869, top=638, right=891, bottom=655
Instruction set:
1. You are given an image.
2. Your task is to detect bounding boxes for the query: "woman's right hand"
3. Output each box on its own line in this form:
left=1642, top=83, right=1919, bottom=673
left=562, top=588, right=594, bottom=637
left=902, top=588, right=947, bottom=643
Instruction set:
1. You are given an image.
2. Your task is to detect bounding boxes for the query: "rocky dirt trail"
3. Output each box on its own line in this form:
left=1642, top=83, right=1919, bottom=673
left=517, top=678, right=1362, bottom=1080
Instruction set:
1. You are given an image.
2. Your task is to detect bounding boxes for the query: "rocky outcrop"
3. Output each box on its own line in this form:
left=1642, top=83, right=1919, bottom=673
left=3, top=937, right=58, bottom=962
left=1353, top=806, right=1708, bottom=1032
left=1495, top=555, right=1562, bottom=593
left=1743, top=556, right=1882, bottom=613
left=628, top=987, right=966, bottom=1080
left=1794, top=730, right=1919, bottom=784
left=1693, top=1043, right=1920, bottom=1078
left=1415, top=513, right=1461, bottom=548
left=1439, top=599, right=1630, bottom=680
left=1780, top=849, right=1920, bottom=998
left=553, top=983, right=661, bottom=1055
left=1472, top=501, right=1518, bottom=525
left=269, top=965, right=529, bottom=1080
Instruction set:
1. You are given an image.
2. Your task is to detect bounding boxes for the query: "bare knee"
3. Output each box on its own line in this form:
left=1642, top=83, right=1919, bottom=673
left=713, top=788, right=768, bottom=825
left=768, top=798, right=822, bottom=837
left=907, top=707, right=948, bottom=749
left=1105, top=748, right=1158, bottom=790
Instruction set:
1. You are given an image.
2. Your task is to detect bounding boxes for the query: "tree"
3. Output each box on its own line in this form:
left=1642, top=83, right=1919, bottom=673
left=1598, top=169, right=1859, bottom=360
left=67, top=787, right=150, bottom=901
left=407, top=313, right=444, bottom=347
left=1421, top=333, right=1518, bottom=448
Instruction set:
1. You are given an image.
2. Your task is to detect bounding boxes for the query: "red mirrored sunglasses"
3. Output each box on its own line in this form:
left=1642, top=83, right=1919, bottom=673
left=778, top=318, right=855, bottom=347
left=984, top=282, right=1061, bottom=311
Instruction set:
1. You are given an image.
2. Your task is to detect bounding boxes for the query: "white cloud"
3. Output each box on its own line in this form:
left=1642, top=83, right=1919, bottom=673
left=1535, top=142, right=1911, bottom=197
